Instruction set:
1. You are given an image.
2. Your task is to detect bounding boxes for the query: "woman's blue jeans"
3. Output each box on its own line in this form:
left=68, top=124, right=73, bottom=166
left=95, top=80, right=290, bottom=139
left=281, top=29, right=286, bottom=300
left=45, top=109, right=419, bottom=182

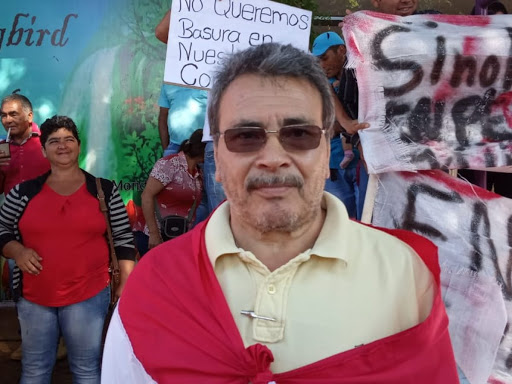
left=324, top=167, right=359, bottom=219
left=17, top=286, right=110, bottom=384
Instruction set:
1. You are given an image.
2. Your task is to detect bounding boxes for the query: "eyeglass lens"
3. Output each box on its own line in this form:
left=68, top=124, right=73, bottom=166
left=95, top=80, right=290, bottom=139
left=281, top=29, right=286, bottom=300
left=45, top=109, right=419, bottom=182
left=222, top=125, right=324, bottom=153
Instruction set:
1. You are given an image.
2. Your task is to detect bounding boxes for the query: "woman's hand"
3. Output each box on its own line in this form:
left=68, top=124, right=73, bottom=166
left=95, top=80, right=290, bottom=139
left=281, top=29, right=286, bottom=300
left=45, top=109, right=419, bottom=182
left=114, top=260, right=136, bottom=301
left=14, top=248, right=43, bottom=275
left=148, top=231, right=163, bottom=249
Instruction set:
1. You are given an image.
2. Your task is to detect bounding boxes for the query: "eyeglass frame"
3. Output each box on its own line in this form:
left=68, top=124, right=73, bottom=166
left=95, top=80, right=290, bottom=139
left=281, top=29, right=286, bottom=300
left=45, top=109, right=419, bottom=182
left=214, top=125, right=328, bottom=153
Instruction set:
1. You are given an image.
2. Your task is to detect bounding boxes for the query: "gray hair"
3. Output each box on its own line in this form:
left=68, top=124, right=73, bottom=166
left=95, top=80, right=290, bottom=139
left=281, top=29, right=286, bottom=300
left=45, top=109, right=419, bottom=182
left=1, top=94, right=33, bottom=113
left=208, top=43, right=335, bottom=140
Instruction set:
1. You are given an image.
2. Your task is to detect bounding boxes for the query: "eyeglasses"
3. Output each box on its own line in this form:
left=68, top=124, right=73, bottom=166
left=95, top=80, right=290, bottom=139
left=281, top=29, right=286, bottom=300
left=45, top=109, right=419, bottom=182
left=217, top=125, right=326, bottom=153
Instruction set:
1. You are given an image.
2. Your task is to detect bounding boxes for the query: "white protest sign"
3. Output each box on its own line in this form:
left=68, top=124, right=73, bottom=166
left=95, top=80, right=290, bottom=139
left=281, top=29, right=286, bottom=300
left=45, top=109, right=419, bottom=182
left=165, top=0, right=312, bottom=88
left=343, top=12, right=512, bottom=174
left=372, top=170, right=512, bottom=383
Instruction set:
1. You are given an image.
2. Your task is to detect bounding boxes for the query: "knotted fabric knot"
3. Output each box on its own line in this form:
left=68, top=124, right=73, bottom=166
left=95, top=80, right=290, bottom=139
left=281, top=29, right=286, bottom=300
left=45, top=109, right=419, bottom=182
left=246, top=343, right=274, bottom=384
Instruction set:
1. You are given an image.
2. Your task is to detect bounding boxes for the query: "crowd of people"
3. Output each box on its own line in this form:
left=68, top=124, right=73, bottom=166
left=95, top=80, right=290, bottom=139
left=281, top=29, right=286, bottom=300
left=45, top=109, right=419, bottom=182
left=0, top=0, right=509, bottom=383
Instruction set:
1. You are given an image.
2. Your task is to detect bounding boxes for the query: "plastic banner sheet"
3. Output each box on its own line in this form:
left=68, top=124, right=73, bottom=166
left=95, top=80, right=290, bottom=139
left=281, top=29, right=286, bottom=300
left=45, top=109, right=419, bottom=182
left=373, top=170, right=511, bottom=383
left=344, top=12, right=512, bottom=174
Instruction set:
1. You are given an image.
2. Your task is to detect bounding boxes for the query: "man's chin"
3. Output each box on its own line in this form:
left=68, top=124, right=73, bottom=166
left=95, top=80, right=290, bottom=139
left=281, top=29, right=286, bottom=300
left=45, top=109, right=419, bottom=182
left=252, top=217, right=302, bottom=234
left=251, top=206, right=311, bottom=234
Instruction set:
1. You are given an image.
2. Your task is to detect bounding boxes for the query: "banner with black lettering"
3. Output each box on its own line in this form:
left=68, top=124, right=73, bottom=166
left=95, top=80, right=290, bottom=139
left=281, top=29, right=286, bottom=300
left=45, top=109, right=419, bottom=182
left=372, top=170, right=511, bottom=383
left=343, top=12, right=512, bottom=174
left=165, top=0, right=312, bottom=88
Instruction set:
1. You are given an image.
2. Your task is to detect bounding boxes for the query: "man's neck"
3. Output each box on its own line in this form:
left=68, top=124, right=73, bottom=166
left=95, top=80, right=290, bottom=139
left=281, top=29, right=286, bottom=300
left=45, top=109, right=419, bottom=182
left=230, top=208, right=326, bottom=272
left=11, top=127, right=32, bottom=145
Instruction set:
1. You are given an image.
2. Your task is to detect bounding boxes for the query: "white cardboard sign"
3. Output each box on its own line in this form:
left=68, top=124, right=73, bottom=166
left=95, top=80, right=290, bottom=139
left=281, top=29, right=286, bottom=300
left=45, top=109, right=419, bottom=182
left=164, top=0, right=312, bottom=89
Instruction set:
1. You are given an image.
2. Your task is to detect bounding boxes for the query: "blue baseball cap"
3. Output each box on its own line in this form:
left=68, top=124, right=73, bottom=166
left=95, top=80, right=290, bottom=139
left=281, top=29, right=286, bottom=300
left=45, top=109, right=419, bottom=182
left=312, top=32, right=345, bottom=56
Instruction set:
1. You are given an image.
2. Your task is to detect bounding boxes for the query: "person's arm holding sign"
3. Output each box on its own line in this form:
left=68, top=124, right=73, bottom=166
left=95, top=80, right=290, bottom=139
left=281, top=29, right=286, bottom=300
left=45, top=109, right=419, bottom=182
left=158, top=106, right=170, bottom=151
left=332, top=91, right=369, bottom=135
left=155, top=10, right=170, bottom=43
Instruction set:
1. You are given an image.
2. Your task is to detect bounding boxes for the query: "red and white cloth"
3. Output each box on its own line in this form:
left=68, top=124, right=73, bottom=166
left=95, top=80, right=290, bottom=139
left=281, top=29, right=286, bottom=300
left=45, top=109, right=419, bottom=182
left=102, top=218, right=457, bottom=383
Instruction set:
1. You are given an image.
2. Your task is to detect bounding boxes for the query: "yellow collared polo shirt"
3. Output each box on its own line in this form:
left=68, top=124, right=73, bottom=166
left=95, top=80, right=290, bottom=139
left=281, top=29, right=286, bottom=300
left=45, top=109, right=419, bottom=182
left=205, top=192, right=435, bottom=373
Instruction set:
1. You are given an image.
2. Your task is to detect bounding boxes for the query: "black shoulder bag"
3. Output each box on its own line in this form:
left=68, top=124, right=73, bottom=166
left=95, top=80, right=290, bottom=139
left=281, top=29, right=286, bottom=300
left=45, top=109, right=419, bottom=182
left=156, top=198, right=198, bottom=241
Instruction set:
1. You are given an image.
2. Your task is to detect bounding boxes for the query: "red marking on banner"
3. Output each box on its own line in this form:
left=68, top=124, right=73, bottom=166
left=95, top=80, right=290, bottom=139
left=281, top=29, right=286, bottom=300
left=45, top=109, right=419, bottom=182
left=347, top=35, right=363, bottom=60
left=365, top=11, right=399, bottom=23
left=433, top=81, right=456, bottom=103
left=426, top=14, right=491, bottom=27
left=487, top=378, right=506, bottom=384
left=463, top=36, right=478, bottom=56
left=400, top=171, right=502, bottom=200
left=357, top=18, right=373, bottom=34
left=493, top=91, right=512, bottom=129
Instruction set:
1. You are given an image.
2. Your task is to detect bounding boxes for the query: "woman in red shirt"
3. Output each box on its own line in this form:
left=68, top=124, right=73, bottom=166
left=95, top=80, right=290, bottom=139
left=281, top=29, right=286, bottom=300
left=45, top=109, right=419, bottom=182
left=140, top=129, right=205, bottom=254
left=0, top=115, right=136, bottom=383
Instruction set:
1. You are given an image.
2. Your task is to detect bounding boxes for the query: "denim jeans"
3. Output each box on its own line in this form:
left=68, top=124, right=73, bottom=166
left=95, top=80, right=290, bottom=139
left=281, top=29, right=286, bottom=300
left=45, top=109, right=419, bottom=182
left=7, top=258, right=15, bottom=297
left=203, top=141, right=226, bottom=213
left=457, top=365, right=470, bottom=383
left=17, top=286, right=110, bottom=384
left=134, top=230, right=149, bottom=257
left=325, top=168, right=358, bottom=219
left=357, top=164, right=369, bottom=221
left=163, top=142, right=181, bottom=157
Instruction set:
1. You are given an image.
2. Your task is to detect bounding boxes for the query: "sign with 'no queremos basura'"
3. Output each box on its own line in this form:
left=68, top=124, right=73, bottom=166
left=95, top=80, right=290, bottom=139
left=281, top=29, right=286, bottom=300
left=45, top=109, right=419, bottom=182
left=164, top=0, right=312, bottom=89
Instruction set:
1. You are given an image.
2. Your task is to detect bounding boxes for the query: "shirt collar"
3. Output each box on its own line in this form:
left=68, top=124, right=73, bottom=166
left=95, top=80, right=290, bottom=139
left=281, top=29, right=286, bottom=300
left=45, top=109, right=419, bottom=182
left=9, top=130, right=39, bottom=146
left=205, top=192, right=353, bottom=268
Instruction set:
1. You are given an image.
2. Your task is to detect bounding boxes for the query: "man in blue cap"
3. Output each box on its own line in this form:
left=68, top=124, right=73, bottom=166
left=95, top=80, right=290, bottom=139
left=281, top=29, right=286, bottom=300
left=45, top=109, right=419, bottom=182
left=312, top=32, right=346, bottom=82
left=312, top=31, right=364, bottom=220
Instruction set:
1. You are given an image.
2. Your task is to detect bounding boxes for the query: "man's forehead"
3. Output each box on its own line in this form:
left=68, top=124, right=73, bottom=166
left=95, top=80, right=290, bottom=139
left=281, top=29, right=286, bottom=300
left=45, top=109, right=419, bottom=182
left=219, top=75, right=321, bottom=118
left=220, top=74, right=317, bottom=101
left=0, top=100, right=22, bottom=112
left=219, top=75, right=322, bottom=128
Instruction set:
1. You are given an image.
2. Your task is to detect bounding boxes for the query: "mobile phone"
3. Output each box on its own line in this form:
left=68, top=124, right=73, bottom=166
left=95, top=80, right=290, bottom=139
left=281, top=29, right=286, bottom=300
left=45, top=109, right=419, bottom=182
left=0, top=142, right=11, bottom=158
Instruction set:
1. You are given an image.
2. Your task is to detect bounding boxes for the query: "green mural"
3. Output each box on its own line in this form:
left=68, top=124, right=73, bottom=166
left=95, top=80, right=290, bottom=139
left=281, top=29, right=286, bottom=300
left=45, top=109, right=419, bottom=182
left=1, top=0, right=318, bottom=209
left=55, top=0, right=169, bottom=204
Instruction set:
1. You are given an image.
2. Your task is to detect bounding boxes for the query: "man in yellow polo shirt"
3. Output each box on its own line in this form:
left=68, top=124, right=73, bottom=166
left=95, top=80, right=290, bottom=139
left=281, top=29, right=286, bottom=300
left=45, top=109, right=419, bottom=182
left=101, top=43, right=458, bottom=383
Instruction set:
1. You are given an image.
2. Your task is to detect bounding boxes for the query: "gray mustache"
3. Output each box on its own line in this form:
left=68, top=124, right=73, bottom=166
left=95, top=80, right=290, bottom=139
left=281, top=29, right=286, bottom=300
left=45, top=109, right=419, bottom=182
left=246, top=174, right=304, bottom=191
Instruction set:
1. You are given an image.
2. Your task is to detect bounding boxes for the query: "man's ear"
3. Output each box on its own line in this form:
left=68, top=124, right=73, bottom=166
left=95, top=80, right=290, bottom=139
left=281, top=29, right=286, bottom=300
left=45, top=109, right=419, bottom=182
left=214, top=143, right=222, bottom=183
left=27, top=110, right=33, bottom=123
left=324, top=137, right=331, bottom=180
left=42, top=146, right=47, bottom=158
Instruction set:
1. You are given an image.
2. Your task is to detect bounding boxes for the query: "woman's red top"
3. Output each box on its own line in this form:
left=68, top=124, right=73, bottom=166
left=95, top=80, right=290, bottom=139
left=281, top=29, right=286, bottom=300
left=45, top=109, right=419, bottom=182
left=19, top=183, right=110, bottom=306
